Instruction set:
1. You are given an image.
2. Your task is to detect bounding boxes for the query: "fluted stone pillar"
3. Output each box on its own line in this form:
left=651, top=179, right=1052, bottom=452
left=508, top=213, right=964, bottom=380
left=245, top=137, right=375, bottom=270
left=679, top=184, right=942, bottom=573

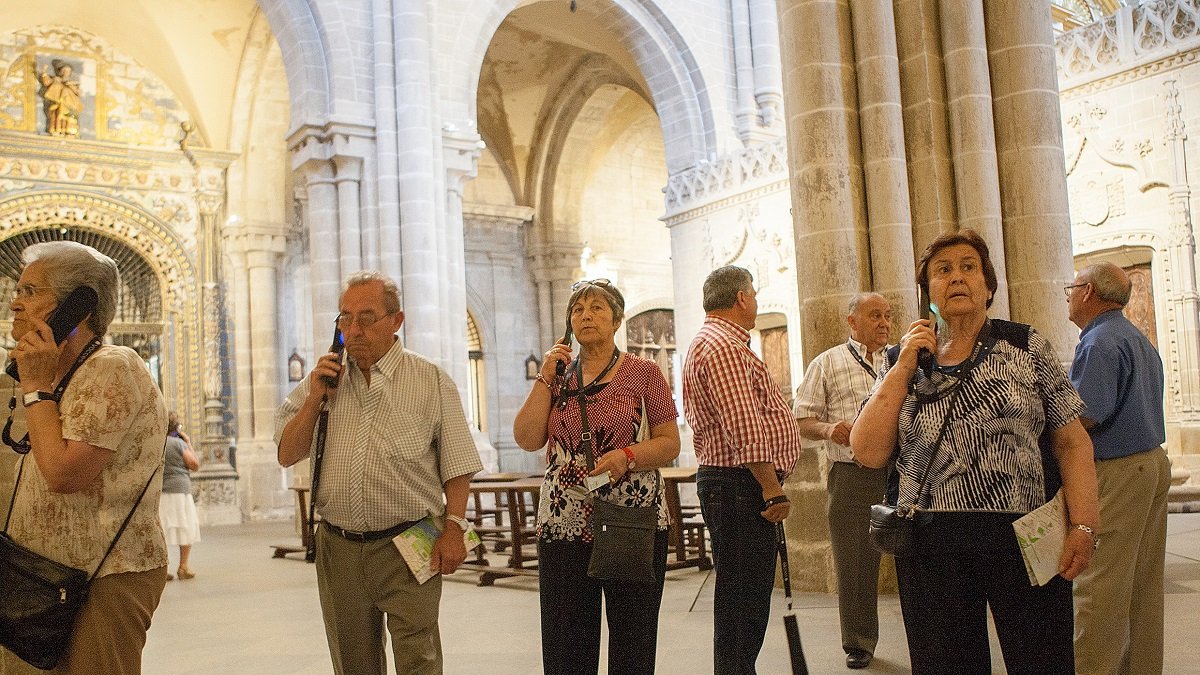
left=442, top=126, right=485, bottom=401
left=939, top=0, right=1010, bottom=318
left=334, top=154, right=363, bottom=275
left=985, top=0, right=1077, bottom=358
left=851, top=0, right=918, bottom=329
left=748, top=0, right=784, bottom=127
left=895, top=0, right=957, bottom=249
left=779, top=0, right=868, bottom=593
left=293, top=148, right=341, bottom=345
left=394, top=2, right=442, bottom=360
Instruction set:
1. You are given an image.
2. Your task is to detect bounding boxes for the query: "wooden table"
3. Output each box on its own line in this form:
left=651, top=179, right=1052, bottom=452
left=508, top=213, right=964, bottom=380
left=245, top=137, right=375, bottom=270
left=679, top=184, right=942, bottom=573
left=660, top=466, right=712, bottom=571
left=458, top=477, right=543, bottom=585
left=271, top=486, right=315, bottom=560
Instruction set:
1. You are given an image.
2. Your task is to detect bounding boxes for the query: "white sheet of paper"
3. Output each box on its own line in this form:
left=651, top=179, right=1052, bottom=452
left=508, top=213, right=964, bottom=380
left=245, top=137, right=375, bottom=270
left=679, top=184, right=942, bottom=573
left=585, top=474, right=611, bottom=492
left=1012, top=488, right=1067, bottom=586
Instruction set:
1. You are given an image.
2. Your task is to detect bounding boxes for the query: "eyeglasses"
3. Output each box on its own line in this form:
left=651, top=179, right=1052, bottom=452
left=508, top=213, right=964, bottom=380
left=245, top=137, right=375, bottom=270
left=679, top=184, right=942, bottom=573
left=335, top=311, right=394, bottom=330
left=9, top=284, right=51, bottom=302
left=1063, top=282, right=1089, bottom=298
left=571, top=278, right=612, bottom=291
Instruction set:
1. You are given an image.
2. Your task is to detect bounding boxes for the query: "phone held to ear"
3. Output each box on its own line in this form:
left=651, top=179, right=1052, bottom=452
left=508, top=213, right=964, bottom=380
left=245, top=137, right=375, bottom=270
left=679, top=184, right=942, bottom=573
left=6, top=286, right=99, bottom=382
left=917, top=286, right=934, bottom=378
left=320, top=324, right=345, bottom=389
left=554, top=324, right=573, bottom=377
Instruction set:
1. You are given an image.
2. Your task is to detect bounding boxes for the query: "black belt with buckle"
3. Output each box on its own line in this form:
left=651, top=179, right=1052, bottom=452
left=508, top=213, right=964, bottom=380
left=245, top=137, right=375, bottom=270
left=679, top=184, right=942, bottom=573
left=323, top=519, right=421, bottom=542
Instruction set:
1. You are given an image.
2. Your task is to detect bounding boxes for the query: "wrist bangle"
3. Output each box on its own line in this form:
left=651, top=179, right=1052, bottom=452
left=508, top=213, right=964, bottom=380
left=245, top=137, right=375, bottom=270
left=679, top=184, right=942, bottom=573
left=1073, top=523, right=1099, bottom=550
left=764, top=495, right=789, bottom=510
left=535, top=373, right=553, bottom=392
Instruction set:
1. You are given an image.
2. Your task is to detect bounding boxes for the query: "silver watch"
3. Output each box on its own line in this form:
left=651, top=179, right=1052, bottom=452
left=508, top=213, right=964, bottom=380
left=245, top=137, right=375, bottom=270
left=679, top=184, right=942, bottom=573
left=22, top=391, right=55, bottom=407
left=445, top=514, right=470, bottom=532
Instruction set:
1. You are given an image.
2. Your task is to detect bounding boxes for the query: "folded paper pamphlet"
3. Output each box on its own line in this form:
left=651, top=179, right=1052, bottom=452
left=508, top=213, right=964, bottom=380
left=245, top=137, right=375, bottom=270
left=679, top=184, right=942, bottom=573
left=1012, top=488, right=1067, bottom=586
left=392, top=516, right=483, bottom=584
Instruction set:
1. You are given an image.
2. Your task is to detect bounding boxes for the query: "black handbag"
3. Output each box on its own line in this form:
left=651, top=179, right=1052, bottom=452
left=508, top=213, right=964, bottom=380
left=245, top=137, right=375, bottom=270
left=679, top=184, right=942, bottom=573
left=868, top=336, right=984, bottom=557
left=0, top=455, right=159, bottom=670
left=567, top=357, right=660, bottom=583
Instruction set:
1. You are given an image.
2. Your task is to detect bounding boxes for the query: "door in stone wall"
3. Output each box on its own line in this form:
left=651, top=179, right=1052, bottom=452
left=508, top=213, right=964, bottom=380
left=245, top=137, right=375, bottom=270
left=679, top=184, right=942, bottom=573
left=626, top=309, right=676, bottom=391
left=1124, top=263, right=1157, bottom=350
left=759, top=325, right=792, bottom=406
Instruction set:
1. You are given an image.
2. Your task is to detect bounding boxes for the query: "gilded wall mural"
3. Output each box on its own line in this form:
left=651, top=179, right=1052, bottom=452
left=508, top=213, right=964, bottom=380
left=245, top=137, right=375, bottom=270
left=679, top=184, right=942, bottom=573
left=0, top=26, right=192, bottom=147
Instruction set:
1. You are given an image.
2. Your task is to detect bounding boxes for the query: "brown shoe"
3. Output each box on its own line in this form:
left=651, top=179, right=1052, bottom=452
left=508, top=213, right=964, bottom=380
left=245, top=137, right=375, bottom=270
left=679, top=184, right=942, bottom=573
left=176, top=567, right=196, bottom=580
left=166, top=573, right=175, bottom=581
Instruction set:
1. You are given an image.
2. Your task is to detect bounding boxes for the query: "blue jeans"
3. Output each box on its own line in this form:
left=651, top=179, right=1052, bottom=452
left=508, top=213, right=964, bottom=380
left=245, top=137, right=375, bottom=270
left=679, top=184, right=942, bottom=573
left=697, top=465, right=778, bottom=675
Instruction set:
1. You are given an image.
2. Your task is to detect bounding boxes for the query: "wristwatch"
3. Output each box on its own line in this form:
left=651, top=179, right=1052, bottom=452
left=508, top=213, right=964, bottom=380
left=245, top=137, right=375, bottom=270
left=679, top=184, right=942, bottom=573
left=22, top=391, right=55, bottom=407
left=622, top=447, right=636, bottom=470
left=445, top=514, right=471, bottom=532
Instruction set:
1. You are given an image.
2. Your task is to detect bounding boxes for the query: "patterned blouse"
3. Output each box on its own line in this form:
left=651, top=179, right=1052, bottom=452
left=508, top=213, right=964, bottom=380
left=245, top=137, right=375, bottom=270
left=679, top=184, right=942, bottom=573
left=876, top=320, right=1084, bottom=515
left=536, top=354, right=678, bottom=542
left=8, top=345, right=169, bottom=576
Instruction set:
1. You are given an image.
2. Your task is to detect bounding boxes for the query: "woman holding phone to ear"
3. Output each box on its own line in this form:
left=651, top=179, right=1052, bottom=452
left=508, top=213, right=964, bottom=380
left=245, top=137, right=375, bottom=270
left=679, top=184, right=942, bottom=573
left=513, top=279, right=680, bottom=675
left=3, top=241, right=168, bottom=673
left=850, top=230, right=1098, bottom=674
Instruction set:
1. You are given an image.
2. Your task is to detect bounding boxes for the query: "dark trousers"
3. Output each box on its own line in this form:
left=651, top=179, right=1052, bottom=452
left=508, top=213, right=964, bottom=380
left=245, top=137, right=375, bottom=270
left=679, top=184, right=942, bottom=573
left=896, top=512, right=1075, bottom=675
left=537, top=531, right=669, bottom=675
left=827, top=461, right=887, bottom=655
left=697, top=465, right=779, bottom=675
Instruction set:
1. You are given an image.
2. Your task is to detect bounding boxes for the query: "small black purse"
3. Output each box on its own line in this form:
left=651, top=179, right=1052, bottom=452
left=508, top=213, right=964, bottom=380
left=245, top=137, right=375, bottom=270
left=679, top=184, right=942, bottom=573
left=568, top=357, right=660, bottom=583
left=0, top=455, right=159, bottom=670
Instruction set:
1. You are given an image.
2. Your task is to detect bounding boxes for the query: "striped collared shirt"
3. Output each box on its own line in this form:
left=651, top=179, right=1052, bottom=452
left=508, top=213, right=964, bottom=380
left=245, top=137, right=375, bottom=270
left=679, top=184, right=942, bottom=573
left=793, top=338, right=888, bottom=463
left=274, top=338, right=483, bottom=531
left=682, top=315, right=800, bottom=476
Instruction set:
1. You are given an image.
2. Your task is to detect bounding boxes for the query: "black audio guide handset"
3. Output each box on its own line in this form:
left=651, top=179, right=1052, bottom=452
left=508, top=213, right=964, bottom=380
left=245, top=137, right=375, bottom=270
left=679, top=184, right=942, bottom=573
left=6, top=286, right=99, bottom=381
left=917, top=286, right=934, bottom=379
left=554, top=323, right=573, bottom=377
left=320, top=322, right=345, bottom=389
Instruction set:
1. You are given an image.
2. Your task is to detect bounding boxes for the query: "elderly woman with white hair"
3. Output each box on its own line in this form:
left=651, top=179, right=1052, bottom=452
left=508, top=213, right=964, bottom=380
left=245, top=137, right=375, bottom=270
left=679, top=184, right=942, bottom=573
left=2, top=241, right=168, bottom=673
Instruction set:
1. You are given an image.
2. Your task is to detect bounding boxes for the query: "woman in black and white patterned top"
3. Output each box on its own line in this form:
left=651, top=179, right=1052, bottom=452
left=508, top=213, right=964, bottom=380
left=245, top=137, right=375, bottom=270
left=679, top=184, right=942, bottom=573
left=852, top=230, right=1099, bottom=675
left=513, top=279, right=680, bottom=675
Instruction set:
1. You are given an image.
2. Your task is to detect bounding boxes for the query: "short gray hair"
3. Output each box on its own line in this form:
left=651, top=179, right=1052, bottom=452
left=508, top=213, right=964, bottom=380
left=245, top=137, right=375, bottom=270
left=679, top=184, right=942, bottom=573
left=848, top=292, right=887, bottom=315
left=21, top=241, right=120, bottom=335
left=703, top=266, right=753, bottom=312
left=342, top=270, right=402, bottom=314
left=1080, top=262, right=1131, bottom=306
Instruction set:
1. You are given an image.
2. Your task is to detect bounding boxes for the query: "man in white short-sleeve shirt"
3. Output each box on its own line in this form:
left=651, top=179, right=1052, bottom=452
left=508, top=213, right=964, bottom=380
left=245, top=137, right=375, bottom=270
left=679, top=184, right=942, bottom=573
left=794, top=292, right=892, bottom=670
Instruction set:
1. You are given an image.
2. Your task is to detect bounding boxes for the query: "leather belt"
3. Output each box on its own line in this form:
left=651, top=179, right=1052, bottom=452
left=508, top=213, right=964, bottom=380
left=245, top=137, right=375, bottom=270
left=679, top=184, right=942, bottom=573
left=323, top=519, right=421, bottom=542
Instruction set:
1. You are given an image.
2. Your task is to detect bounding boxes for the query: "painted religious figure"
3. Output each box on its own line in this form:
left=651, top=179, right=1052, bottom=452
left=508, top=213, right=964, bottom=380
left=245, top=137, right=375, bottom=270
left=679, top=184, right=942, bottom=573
left=37, top=59, right=83, bottom=137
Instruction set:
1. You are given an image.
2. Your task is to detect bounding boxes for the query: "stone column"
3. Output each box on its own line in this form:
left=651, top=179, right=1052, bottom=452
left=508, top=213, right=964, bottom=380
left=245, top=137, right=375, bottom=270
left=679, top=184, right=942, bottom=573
left=1163, top=79, right=1200, bottom=454
left=778, top=0, right=868, bottom=593
left=334, top=154, right=363, bottom=275
left=192, top=191, right=240, bottom=526
left=394, top=2, right=442, bottom=360
left=939, top=0, right=1010, bottom=317
left=443, top=125, right=485, bottom=396
left=895, top=0, right=958, bottom=249
left=850, top=0, right=918, bottom=328
left=985, top=0, right=1077, bottom=358
left=373, top=0, right=402, bottom=281
left=748, top=0, right=784, bottom=127
left=731, top=0, right=759, bottom=143
left=293, top=148, right=341, bottom=344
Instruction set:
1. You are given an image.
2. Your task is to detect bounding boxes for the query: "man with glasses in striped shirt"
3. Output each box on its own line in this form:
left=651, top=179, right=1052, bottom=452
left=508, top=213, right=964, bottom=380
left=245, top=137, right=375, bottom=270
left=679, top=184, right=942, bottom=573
left=682, top=265, right=801, bottom=675
left=276, top=271, right=483, bottom=675
left=793, top=292, right=893, bottom=670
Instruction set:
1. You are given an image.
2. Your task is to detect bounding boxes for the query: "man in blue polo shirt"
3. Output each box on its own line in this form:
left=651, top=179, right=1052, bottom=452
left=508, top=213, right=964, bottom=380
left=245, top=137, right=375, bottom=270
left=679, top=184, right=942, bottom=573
left=1066, top=261, right=1170, bottom=674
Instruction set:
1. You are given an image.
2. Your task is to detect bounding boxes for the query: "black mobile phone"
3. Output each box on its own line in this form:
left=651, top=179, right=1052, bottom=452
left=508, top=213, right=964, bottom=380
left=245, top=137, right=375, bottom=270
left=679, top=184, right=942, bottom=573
left=6, top=286, right=99, bottom=381
left=319, top=323, right=345, bottom=388
left=554, top=323, right=573, bottom=377
left=917, top=286, right=934, bottom=378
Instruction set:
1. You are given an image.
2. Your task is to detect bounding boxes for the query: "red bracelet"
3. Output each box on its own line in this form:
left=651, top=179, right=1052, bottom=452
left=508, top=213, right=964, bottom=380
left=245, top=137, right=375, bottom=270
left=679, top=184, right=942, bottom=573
left=621, top=447, right=636, bottom=469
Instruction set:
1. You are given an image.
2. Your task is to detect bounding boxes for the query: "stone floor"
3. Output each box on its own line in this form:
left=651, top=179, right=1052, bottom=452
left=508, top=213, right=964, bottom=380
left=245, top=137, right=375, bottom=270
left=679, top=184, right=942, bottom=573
left=43, top=512, right=1200, bottom=673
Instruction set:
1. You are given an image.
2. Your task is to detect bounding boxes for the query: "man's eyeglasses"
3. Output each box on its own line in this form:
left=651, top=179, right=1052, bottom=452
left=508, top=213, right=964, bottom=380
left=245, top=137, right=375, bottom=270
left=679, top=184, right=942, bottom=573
left=9, top=284, right=51, bottom=302
left=335, top=312, right=394, bottom=329
left=571, top=278, right=612, bottom=291
left=1063, top=282, right=1089, bottom=298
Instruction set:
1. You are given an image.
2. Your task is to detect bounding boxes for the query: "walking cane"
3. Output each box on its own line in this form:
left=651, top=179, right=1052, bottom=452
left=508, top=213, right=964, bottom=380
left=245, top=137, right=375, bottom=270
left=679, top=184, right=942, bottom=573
left=776, top=522, right=809, bottom=675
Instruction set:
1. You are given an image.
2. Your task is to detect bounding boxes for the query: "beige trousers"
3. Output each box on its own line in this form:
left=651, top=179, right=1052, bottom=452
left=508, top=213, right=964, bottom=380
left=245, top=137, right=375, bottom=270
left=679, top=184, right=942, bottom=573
left=1074, top=447, right=1171, bottom=675
left=315, top=523, right=443, bottom=675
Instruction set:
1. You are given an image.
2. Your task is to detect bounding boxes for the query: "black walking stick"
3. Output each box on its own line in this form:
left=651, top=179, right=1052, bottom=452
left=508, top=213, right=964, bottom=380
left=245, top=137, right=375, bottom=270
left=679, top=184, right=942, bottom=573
left=776, top=522, right=809, bottom=675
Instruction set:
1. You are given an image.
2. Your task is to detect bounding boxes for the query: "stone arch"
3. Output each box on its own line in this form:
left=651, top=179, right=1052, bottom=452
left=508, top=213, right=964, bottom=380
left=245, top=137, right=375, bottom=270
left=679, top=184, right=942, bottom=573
left=457, top=0, right=715, bottom=174
left=255, top=0, right=333, bottom=131
left=0, top=190, right=201, bottom=426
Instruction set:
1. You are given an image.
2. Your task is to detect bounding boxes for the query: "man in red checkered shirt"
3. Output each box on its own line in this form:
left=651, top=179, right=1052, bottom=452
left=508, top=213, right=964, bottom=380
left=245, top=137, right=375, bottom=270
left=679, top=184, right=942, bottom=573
left=682, top=265, right=800, bottom=675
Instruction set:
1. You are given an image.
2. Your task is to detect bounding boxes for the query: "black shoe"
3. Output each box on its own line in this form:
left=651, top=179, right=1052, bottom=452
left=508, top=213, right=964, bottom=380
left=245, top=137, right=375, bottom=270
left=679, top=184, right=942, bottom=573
left=846, top=649, right=872, bottom=669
